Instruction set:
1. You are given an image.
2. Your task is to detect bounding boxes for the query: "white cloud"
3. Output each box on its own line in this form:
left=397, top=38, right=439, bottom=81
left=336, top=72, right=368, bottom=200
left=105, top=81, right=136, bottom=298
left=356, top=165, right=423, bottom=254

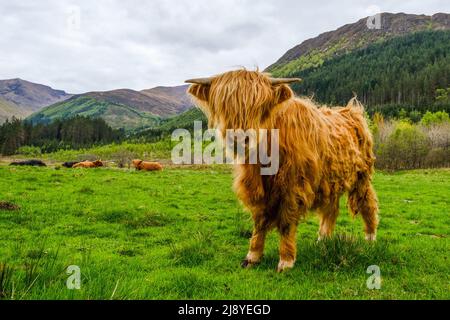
left=0, top=0, right=448, bottom=93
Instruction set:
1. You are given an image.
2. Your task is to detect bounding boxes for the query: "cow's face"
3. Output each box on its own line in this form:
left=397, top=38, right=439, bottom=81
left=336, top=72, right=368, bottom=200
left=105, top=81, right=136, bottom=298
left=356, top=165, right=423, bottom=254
left=186, top=70, right=300, bottom=131
left=94, top=160, right=103, bottom=167
left=132, top=159, right=143, bottom=168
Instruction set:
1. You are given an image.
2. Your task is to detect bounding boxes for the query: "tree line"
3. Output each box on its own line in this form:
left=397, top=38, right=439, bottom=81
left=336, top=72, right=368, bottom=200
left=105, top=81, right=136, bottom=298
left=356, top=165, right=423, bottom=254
left=0, top=116, right=124, bottom=156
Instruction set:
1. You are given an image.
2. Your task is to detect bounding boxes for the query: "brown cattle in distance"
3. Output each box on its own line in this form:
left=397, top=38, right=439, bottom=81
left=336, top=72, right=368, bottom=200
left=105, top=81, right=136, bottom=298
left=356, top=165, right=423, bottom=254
left=132, top=159, right=163, bottom=171
left=73, top=160, right=104, bottom=168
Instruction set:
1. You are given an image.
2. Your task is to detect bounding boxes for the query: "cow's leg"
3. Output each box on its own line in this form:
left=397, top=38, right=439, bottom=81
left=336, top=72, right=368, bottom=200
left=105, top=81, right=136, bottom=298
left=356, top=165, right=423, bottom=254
left=276, top=199, right=302, bottom=272
left=317, top=196, right=340, bottom=240
left=348, top=178, right=379, bottom=241
left=277, top=222, right=298, bottom=272
left=241, top=216, right=270, bottom=268
left=235, top=165, right=269, bottom=268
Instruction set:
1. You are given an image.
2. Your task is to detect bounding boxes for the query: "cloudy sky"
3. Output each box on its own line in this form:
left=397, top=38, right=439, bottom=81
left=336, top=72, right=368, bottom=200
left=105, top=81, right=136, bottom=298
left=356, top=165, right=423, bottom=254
left=0, top=0, right=448, bottom=93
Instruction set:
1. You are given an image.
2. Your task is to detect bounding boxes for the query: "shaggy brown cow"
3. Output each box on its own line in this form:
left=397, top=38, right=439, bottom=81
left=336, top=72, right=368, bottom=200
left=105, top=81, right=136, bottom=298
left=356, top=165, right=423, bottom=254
left=186, top=70, right=379, bottom=272
left=132, top=159, right=163, bottom=171
left=10, top=160, right=46, bottom=167
left=73, top=160, right=104, bottom=168
left=62, top=161, right=78, bottom=168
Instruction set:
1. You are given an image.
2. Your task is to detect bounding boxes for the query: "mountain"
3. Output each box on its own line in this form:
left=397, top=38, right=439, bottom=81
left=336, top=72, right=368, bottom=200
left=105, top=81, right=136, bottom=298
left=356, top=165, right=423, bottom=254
left=83, top=85, right=191, bottom=117
left=0, top=78, right=72, bottom=116
left=267, top=13, right=450, bottom=76
left=266, top=13, right=450, bottom=116
left=28, top=85, right=192, bottom=130
left=141, top=85, right=192, bottom=114
left=0, top=98, right=28, bottom=123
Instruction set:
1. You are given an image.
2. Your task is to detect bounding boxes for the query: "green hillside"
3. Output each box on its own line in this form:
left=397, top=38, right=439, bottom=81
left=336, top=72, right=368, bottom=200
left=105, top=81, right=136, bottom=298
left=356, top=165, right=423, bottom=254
left=283, top=31, right=450, bottom=115
left=27, top=96, right=160, bottom=130
left=133, top=107, right=206, bottom=140
left=156, top=107, right=206, bottom=131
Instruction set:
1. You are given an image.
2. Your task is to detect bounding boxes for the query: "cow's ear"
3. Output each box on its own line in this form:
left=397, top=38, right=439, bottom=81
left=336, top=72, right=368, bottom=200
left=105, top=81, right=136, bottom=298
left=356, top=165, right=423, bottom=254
left=188, top=84, right=210, bottom=102
left=273, top=84, right=293, bottom=105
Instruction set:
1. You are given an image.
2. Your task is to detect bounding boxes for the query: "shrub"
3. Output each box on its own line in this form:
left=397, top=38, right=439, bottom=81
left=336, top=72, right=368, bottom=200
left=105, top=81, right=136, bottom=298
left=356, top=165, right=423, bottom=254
left=421, top=122, right=450, bottom=148
left=421, top=111, right=450, bottom=127
left=373, top=119, right=394, bottom=155
left=111, top=149, right=138, bottom=168
left=376, top=121, right=431, bottom=170
left=409, top=110, right=422, bottom=123
left=424, top=148, right=450, bottom=168
left=17, top=146, right=42, bottom=157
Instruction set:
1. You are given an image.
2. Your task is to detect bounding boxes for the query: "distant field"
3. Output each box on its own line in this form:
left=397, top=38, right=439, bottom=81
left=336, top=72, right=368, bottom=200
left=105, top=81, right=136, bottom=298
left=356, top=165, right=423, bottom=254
left=0, top=164, right=448, bottom=299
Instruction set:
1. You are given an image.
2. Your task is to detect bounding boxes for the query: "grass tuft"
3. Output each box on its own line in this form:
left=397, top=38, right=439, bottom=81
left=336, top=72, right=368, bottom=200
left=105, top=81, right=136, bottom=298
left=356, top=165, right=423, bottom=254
left=169, top=231, right=216, bottom=267
left=124, top=212, right=172, bottom=229
left=233, top=210, right=252, bottom=238
left=299, top=234, right=392, bottom=272
left=78, top=187, right=94, bottom=194
left=117, top=248, right=141, bottom=257
left=0, top=263, right=13, bottom=299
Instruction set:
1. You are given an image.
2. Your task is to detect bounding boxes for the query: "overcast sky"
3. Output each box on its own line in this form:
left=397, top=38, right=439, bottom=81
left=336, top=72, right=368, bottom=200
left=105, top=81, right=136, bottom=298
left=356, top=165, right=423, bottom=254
left=0, top=0, right=448, bottom=93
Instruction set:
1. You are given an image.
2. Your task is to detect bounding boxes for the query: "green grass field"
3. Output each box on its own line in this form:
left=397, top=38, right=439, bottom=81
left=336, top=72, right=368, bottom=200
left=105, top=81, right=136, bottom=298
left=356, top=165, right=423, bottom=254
left=0, top=164, right=448, bottom=300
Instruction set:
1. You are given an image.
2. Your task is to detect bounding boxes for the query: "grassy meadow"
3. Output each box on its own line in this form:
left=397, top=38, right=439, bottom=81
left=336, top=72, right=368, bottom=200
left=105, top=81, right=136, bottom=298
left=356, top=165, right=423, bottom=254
left=0, top=163, right=449, bottom=300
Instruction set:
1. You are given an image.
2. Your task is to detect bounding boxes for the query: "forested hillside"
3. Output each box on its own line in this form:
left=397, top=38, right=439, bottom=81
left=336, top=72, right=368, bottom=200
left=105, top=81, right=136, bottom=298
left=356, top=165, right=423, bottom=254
left=287, top=31, right=449, bottom=116
left=132, top=108, right=206, bottom=141
left=268, top=13, right=449, bottom=74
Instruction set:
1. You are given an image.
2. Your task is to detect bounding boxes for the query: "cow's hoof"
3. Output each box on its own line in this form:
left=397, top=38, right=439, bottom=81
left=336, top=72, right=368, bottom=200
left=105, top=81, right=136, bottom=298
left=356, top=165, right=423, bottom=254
left=277, top=260, right=295, bottom=273
left=241, top=259, right=250, bottom=268
left=317, top=234, right=332, bottom=242
left=241, top=251, right=262, bottom=268
left=365, top=233, right=377, bottom=241
left=241, top=259, right=255, bottom=268
left=241, top=259, right=259, bottom=268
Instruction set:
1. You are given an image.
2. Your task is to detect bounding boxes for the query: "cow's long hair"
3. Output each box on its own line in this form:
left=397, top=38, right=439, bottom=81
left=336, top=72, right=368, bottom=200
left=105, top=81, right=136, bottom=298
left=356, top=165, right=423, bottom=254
left=187, top=69, right=379, bottom=271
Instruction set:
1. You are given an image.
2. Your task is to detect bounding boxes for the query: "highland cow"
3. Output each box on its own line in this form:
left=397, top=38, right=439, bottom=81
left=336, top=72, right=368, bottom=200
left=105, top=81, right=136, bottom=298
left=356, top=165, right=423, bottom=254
left=73, top=160, right=104, bottom=168
left=132, top=159, right=163, bottom=171
left=186, top=70, right=379, bottom=272
left=62, top=161, right=78, bottom=168
left=10, top=160, right=46, bottom=167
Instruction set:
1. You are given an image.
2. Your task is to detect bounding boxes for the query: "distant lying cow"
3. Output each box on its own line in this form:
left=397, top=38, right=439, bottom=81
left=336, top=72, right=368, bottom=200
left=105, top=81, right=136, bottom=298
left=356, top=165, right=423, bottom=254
left=10, top=160, right=46, bottom=167
left=62, top=161, right=78, bottom=168
left=132, top=159, right=163, bottom=171
left=73, top=160, right=104, bottom=168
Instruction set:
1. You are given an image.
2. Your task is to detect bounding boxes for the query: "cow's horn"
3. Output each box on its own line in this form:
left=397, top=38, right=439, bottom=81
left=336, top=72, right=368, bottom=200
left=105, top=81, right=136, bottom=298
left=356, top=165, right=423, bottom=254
left=185, top=77, right=214, bottom=85
left=270, top=77, right=302, bottom=85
